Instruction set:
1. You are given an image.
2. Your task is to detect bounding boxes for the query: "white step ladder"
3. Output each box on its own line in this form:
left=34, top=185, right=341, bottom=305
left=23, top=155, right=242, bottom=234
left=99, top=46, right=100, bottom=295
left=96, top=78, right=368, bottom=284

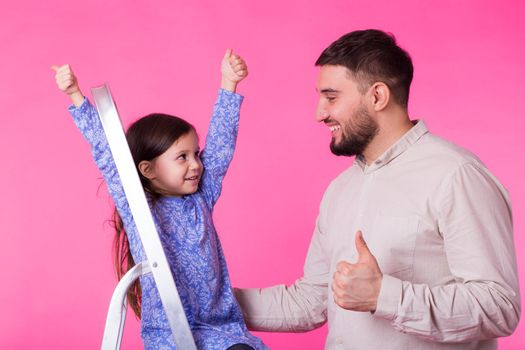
left=91, top=85, right=197, bottom=350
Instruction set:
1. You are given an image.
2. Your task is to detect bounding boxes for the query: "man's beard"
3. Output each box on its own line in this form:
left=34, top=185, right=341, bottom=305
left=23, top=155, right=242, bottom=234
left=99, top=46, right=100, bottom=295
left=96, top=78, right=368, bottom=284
left=330, top=107, right=378, bottom=157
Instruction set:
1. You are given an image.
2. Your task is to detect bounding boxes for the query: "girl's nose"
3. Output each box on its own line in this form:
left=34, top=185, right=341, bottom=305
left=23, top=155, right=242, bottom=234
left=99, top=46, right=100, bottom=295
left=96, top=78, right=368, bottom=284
left=190, top=158, right=202, bottom=171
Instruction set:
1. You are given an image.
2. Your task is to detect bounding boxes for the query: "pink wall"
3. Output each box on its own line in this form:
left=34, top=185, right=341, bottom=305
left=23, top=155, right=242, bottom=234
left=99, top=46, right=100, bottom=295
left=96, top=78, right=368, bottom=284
left=1, top=0, right=523, bottom=348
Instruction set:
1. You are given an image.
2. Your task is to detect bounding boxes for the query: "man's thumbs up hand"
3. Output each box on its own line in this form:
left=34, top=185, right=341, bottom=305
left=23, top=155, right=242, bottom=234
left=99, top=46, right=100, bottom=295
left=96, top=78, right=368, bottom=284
left=332, top=231, right=383, bottom=312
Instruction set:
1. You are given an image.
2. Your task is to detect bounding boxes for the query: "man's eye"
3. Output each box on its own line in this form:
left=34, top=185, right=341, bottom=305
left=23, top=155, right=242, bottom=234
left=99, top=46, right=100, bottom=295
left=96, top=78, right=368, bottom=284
left=327, top=96, right=336, bottom=102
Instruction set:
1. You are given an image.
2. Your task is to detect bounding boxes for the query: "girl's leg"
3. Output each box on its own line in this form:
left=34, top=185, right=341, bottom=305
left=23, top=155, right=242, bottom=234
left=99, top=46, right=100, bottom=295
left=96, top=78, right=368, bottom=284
left=226, top=344, right=255, bottom=350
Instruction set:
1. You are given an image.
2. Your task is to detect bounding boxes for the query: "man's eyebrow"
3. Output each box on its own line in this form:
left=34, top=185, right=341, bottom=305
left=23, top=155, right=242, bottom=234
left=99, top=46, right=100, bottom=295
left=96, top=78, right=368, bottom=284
left=320, top=88, right=339, bottom=94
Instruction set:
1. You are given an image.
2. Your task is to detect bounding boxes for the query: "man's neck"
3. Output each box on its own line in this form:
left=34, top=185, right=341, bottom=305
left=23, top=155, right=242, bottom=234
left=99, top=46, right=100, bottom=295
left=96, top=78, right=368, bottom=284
left=362, top=111, right=414, bottom=165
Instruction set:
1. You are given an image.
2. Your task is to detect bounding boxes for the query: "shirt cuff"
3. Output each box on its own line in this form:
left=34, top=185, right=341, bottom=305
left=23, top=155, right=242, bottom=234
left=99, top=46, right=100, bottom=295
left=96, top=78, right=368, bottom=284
left=218, top=88, right=244, bottom=102
left=373, top=274, right=402, bottom=321
left=67, top=96, right=88, bottom=113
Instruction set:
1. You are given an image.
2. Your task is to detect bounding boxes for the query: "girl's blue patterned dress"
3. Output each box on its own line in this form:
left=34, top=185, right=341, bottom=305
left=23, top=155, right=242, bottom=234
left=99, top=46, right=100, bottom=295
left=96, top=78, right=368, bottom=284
left=69, top=89, right=267, bottom=350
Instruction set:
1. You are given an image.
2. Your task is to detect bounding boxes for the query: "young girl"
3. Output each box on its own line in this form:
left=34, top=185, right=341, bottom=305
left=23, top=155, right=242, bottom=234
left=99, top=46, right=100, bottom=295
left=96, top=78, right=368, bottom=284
left=53, top=50, right=267, bottom=350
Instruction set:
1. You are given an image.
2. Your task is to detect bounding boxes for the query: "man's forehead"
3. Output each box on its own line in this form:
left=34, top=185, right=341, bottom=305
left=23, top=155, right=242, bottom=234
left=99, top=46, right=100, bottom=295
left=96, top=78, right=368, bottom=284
left=319, top=64, right=354, bottom=77
left=316, top=65, right=357, bottom=91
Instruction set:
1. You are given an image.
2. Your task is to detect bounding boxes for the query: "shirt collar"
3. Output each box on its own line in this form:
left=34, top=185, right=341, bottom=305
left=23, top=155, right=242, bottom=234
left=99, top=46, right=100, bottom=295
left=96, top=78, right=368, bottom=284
left=355, top=120, right=429, bottom=172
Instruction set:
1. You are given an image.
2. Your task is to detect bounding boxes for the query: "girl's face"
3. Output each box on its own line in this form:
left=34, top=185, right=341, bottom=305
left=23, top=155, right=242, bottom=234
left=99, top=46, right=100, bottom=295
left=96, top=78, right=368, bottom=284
left=141, top=131, right=203, bottom=197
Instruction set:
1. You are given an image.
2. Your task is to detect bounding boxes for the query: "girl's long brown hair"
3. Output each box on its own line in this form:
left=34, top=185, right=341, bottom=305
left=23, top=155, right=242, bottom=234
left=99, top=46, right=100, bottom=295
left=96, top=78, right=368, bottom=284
left=112, top=113, right=195, bottom=318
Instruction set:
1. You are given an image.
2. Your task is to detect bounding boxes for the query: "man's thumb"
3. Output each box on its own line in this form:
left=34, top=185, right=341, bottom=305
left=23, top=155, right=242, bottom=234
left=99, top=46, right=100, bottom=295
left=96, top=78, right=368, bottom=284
left=355, top=231, right=372, bottom=261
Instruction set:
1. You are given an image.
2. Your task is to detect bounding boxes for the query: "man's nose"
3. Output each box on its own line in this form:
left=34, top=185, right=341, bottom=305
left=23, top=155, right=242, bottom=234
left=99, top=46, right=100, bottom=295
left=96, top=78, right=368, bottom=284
left=316, top=103, right=329, bottom=122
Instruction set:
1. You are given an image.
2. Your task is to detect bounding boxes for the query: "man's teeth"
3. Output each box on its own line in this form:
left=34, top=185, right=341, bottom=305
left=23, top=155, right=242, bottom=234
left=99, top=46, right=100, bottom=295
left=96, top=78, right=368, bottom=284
left=329, top=125, right=341, bottom=132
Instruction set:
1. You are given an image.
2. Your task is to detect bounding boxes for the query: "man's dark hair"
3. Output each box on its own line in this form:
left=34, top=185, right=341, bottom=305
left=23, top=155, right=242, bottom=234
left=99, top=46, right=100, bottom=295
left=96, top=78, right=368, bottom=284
left=316, top=29, right=413, bottom=107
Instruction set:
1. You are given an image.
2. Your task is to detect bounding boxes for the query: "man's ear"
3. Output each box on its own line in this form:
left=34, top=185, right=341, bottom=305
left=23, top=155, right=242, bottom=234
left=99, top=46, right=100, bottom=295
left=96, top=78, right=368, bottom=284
left=138, top=160, right=156, bottom=180
left=370, top=82, right=390, bottom=112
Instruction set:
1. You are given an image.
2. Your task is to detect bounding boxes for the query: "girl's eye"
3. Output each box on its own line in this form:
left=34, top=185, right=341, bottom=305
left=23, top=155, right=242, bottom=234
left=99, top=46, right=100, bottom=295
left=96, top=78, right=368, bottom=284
left=195, top=151, right=201, bottom=158
left=177, top=154, right=187, bottom=160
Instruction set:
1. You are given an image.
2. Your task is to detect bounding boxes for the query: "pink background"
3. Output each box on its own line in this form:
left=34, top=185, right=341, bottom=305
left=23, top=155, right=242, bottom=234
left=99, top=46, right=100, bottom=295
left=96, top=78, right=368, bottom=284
left=1, top=0, right=523, bottom=348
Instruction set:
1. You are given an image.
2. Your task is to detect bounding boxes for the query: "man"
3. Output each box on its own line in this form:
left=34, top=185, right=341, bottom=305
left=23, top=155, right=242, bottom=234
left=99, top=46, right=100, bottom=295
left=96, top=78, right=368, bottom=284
left=235, top=29, right=520, bottom=349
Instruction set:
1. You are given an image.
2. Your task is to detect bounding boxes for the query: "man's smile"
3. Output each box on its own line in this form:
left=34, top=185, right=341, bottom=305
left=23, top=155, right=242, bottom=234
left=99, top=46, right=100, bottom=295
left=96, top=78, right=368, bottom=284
left=329, top=124, right=341, bottom=134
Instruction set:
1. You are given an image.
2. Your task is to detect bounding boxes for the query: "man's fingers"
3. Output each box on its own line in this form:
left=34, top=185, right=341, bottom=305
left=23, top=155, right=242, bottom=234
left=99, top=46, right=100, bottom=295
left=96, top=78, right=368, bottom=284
left=333, top=270, right=351, bottom=288
left=336, top=260, right=353, bottom=275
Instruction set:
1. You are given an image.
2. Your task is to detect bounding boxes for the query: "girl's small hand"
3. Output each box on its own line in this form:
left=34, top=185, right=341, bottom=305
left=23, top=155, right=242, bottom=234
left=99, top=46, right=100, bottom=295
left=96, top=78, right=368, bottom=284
left=52, top=64, right=84, bottom=107
left=221, top=49, right=248, bottom=92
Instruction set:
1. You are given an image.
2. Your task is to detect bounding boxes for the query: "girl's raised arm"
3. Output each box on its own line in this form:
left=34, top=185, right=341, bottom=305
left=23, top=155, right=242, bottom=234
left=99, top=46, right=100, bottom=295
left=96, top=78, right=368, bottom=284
left=200, top=50, right=248, bottom=207
left=52, top=65, right=137, bottom=238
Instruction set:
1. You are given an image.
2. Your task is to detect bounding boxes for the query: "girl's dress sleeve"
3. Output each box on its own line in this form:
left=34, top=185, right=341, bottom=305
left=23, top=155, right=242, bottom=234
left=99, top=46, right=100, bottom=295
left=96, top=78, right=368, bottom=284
left=68, top=97, right=135, bottom=230
left=199, top=89, right=244, bottom=208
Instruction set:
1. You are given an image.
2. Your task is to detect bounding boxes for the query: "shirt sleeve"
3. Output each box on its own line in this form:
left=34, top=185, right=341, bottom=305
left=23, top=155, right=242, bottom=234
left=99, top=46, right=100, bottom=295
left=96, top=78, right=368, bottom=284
left=199, top=89, right=243, bottom=208
left=374, top=162, right=521, bottom=342
left=235, top=212, right=330, bottom=332
left=68, top=97, right=135, bottom=231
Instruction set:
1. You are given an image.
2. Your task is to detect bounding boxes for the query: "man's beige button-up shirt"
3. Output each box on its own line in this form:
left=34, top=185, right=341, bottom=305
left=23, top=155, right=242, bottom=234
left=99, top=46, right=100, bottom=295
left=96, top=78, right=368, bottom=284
left=236, top=121, right=520, bottom=349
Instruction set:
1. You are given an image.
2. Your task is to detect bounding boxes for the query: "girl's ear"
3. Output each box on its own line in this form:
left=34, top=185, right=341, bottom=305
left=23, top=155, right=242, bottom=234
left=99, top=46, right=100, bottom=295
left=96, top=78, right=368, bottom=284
left=138, top=160, right=156, bottom=180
